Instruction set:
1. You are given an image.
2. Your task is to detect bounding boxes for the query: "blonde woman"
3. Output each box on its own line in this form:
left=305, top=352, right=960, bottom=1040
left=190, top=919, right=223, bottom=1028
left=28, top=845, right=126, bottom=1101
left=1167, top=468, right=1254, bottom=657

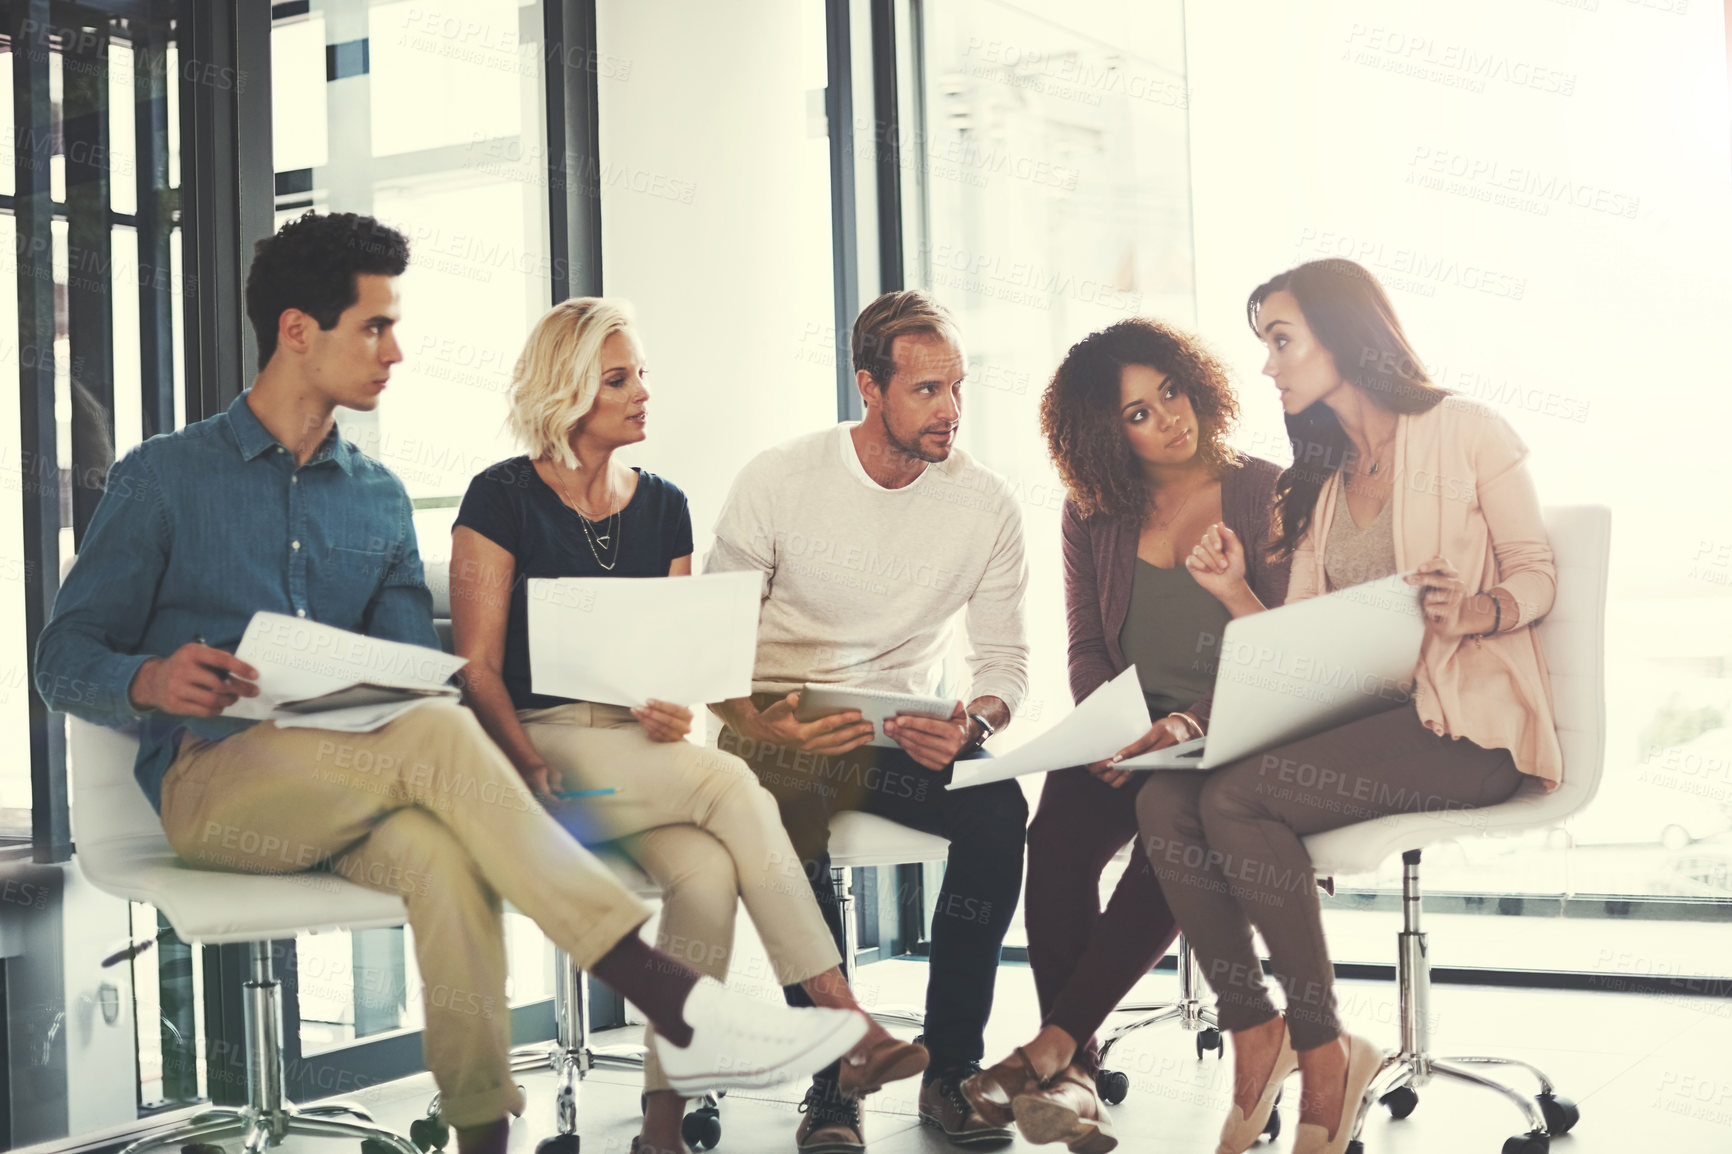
left=450, top=298, right=926, bottom=1154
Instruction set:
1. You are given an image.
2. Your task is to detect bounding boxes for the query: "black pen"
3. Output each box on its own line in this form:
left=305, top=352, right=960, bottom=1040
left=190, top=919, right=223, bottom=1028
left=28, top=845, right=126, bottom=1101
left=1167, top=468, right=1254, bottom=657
left=192, top=634, right=230, bottom=681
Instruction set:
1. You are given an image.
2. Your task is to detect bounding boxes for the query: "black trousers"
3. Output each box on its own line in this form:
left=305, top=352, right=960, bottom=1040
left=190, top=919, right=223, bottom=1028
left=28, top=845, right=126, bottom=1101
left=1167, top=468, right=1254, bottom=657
left=717, top=719, right=1028, bottom=1078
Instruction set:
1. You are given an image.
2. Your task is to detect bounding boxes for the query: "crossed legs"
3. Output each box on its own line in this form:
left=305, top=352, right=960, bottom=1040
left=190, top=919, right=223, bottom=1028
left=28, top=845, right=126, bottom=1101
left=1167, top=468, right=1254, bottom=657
left=1134, top=707, right=1525, bottom=1135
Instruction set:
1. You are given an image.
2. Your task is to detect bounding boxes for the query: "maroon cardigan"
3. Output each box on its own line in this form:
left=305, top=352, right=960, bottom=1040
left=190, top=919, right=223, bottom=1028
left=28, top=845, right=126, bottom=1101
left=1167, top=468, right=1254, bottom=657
left=1061, top=452, right=1291, bottom=728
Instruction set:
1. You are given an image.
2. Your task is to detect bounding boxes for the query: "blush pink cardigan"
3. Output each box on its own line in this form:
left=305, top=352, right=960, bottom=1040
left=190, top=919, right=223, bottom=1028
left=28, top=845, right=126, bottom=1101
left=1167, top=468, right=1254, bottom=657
left=1290, top=397, right=1564, bottom=786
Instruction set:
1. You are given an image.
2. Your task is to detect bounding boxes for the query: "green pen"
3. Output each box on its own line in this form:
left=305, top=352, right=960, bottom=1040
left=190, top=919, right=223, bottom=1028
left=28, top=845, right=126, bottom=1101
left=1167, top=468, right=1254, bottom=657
left=554, top=788, right=616, bottom=799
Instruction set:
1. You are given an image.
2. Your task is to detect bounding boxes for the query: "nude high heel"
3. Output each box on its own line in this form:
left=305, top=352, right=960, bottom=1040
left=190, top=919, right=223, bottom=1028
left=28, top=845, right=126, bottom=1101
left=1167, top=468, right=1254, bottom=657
left=1291, top=1032, right=1383, bottom=1154
left=1217, top=1017, right=1298, bottom=1154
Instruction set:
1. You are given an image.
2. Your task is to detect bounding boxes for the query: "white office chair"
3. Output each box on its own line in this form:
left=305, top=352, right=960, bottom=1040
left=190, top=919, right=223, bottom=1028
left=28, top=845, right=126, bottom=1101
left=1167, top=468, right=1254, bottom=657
left=1305, top=505, right=1610, bottom=1154
left=827, top=811, right=952, bottom=1028
left=68, top=717, right=421, bottom=1154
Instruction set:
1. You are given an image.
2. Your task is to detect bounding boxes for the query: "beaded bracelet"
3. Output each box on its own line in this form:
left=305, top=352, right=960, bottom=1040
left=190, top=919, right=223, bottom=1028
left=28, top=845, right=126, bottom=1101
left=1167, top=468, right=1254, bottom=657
left=1478, top=592, right=1503, bottom=639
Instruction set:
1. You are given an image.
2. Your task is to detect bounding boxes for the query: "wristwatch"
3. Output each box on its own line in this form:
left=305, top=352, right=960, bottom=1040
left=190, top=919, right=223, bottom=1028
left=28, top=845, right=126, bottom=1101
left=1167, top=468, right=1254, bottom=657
left=965, top=711, right=996, bottom=750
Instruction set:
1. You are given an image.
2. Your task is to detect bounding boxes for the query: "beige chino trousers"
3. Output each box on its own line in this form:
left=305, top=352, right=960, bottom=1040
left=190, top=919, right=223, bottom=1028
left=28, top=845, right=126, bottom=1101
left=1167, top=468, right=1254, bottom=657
left=517, top=701, right=842, bottom=1092
left=157, top=700, right=652, bottom=1127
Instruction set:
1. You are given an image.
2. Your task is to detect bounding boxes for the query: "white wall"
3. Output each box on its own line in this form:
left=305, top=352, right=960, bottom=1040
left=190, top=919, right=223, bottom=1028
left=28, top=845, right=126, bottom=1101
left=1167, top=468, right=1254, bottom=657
left=596, top=0, right=837, bottom=563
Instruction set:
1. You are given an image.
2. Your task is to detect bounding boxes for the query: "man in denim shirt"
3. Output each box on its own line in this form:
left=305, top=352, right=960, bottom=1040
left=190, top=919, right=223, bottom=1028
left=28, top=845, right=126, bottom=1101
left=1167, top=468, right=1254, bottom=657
left=36, top=212, right=864, bottom=1153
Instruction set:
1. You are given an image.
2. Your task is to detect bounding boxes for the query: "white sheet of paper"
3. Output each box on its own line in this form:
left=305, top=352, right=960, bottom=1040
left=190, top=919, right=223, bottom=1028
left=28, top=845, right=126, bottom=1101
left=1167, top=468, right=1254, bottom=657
left=527, top=571, right=762, bottom=707
left=224, top=612, right=467, bottom=728
left=947, top=666, right=1151, bottom=789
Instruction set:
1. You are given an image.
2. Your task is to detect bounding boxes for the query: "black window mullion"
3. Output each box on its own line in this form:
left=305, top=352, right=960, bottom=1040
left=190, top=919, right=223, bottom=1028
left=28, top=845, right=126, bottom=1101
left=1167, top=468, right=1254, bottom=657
left=869, top=0, right=902, bottom=292
left=201, top=942, right=253, bottom=1107
left=11, top=0, right=70, bottom=865
left=544, top=0, right=602, bottom=302
left=133, top=9, right=177, bottom=440
left=177, top=0, right=273, bottom=422
left=826, top=0, right=862, bottom=422
left=63, top=17, right=116, bottom=547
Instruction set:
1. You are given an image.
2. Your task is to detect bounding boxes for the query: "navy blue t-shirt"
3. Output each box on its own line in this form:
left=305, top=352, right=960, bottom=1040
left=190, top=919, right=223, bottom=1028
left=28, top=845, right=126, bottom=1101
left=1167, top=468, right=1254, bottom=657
left=454, top=456, right=694, bottom=711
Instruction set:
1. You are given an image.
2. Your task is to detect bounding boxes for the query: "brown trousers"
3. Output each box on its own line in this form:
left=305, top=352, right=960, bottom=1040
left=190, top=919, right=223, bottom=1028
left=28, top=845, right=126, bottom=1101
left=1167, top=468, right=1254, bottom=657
left=1134, top=706, right=1524, bottom=1050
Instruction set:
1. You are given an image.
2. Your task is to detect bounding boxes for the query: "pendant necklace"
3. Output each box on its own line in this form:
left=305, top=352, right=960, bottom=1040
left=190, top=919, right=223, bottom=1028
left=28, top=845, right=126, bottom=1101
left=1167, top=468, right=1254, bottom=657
left=1358, top=423, right=1398, bottom=478
left=551, top=465, right=623, bottom=572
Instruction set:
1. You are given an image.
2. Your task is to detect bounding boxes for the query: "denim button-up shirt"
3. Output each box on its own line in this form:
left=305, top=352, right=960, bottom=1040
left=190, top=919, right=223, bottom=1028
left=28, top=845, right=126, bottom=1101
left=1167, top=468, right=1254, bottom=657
left=36, top=391, right=439, bottom=812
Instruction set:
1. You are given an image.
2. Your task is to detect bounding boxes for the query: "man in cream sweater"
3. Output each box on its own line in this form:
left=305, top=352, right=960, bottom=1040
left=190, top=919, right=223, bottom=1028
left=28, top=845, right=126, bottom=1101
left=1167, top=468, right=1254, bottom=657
left=708, top=291, right=1031, bottom=1153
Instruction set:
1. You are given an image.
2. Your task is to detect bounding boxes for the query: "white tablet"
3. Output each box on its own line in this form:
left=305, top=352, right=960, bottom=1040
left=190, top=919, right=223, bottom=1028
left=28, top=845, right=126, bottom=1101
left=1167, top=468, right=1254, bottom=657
left=794, top=685, right=963, bottom=748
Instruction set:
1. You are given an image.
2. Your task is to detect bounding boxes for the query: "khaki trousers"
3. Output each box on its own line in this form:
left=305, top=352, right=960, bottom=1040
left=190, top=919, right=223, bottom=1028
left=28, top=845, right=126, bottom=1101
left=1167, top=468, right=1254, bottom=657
left=517, top=702, right=841, bottom=1092
left=157, top=700, right=652, bottom=1127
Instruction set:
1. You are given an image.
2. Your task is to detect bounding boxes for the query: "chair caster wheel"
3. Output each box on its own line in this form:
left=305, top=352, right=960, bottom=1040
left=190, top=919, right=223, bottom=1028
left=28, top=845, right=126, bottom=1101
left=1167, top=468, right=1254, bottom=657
left=1197, top=1027, right=1223, bottom=1060
left=1381, top=1085, right=1418, bottom=1119
left=1345, top=1142, right=1364, bottom=1154
left=1502, top=1133, right=1549, bottom=1154
left=1537, top=1092, right=1578, bottom=1135
left=1094, top=1068, right=1129, bottom=1105
left=1263, top=1106, right=1281, bottom=1140
left=409, top=1117, right=449, bottom=1152
left=682, top=1105, right=722, bottom=1150
left=535, top=1135, right=580, bottom=1154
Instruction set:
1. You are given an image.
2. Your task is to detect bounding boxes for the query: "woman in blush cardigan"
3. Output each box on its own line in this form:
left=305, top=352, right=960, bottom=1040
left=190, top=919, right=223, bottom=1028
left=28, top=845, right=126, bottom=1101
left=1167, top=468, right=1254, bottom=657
left=1135, top=259, right=1560, bottom=1154
left=962, top=318, right=1289, bottom=1154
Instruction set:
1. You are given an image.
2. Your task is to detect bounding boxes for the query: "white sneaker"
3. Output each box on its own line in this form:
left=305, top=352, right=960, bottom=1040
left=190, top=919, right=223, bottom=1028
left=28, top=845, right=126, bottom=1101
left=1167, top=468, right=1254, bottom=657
left=653, top=977, right=869, bottom=1096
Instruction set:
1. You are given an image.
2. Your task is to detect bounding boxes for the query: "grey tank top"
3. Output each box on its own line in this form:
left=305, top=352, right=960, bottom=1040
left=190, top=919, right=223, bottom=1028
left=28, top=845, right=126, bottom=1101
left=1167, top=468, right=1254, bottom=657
left=1118, top=559, right=1232, bottom=718
left=1325, top=483, right=1398, bottom=592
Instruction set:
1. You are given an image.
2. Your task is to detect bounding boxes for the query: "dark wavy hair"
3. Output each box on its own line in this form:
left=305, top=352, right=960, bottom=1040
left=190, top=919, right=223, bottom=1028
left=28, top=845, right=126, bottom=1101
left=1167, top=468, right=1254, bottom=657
left=1247, top=259, right=1450, bottom=560
left=1041, top=318, right=1240, bottom=521
left=245, top=211, right=411, bottom=370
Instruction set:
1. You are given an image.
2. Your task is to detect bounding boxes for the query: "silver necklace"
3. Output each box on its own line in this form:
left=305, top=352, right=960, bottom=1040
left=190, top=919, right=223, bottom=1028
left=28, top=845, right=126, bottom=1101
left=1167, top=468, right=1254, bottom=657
left=549, top=465, right=623, bottom=572
left=1354, top=423, right=1398, bottom=478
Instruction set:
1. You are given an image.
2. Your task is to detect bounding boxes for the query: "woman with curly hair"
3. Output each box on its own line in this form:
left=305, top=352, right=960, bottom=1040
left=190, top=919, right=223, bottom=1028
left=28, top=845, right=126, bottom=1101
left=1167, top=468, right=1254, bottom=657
left=962, top=318, right=1290, bottom=1152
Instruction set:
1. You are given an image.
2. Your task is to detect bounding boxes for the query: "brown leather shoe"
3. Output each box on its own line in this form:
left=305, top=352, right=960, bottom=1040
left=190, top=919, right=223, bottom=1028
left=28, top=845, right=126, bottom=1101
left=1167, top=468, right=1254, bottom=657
left=919, top=1067, right=1016, bottom=1147
left=960, top=1047, right=1044, bottom=1129
left=838, top=1032, right=930, bottom=1098
left=1012, top=1065, right=1118, bottom=1154
left=796, top=1084, right=865, bottom=1154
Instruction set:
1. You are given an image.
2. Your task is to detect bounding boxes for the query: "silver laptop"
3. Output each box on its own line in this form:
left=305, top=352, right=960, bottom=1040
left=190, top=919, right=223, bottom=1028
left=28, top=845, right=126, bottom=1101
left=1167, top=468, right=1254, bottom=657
left=1119, top=571, right=1425, bottom=771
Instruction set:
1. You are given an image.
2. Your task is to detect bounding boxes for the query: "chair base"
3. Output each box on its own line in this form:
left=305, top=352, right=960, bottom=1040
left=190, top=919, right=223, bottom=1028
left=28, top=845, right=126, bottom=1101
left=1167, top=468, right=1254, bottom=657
left=1098, top=997, right=1222, bottom=1059
left=508, top=1038, right=648, bottom=1137
left=1097, top=935, right=1226, bottom=1093
left=500, top=964, right=720, bottom=1149
left=120, top=1106, right=418, bottom=1154
left=1343, top=852, right=1579, bottom=1154
left=1350, top=1052, right=1576, bottom=1154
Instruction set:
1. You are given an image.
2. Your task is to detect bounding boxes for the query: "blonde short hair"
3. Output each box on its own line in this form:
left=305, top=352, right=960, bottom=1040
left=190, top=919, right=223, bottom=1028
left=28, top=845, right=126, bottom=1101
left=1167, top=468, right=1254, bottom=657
left=506, top=296, right=635, bottom=467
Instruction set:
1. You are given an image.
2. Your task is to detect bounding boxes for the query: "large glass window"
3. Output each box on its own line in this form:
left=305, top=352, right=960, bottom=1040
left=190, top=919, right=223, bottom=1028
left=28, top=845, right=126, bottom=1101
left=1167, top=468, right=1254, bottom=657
left=3, top=9, right=196, bottom=1134
left=911, top=1, right=1732, bottom=982
left=1178, top=0, right=1732, bottom=981
left=912, top=0, right=1198, bottom=956
left=268, top=0, right=557, bottom=1060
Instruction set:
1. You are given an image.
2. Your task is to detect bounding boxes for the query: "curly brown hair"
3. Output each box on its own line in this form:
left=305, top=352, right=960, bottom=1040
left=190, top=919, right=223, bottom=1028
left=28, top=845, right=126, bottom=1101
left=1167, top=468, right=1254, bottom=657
left=1040, top=318, right=1241, bottom=521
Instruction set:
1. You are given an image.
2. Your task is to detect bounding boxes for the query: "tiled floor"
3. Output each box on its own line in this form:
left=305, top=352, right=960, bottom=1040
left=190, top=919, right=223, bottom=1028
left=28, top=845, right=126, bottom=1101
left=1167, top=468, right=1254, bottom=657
left=334, top=959, right=1732, bottom=1154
